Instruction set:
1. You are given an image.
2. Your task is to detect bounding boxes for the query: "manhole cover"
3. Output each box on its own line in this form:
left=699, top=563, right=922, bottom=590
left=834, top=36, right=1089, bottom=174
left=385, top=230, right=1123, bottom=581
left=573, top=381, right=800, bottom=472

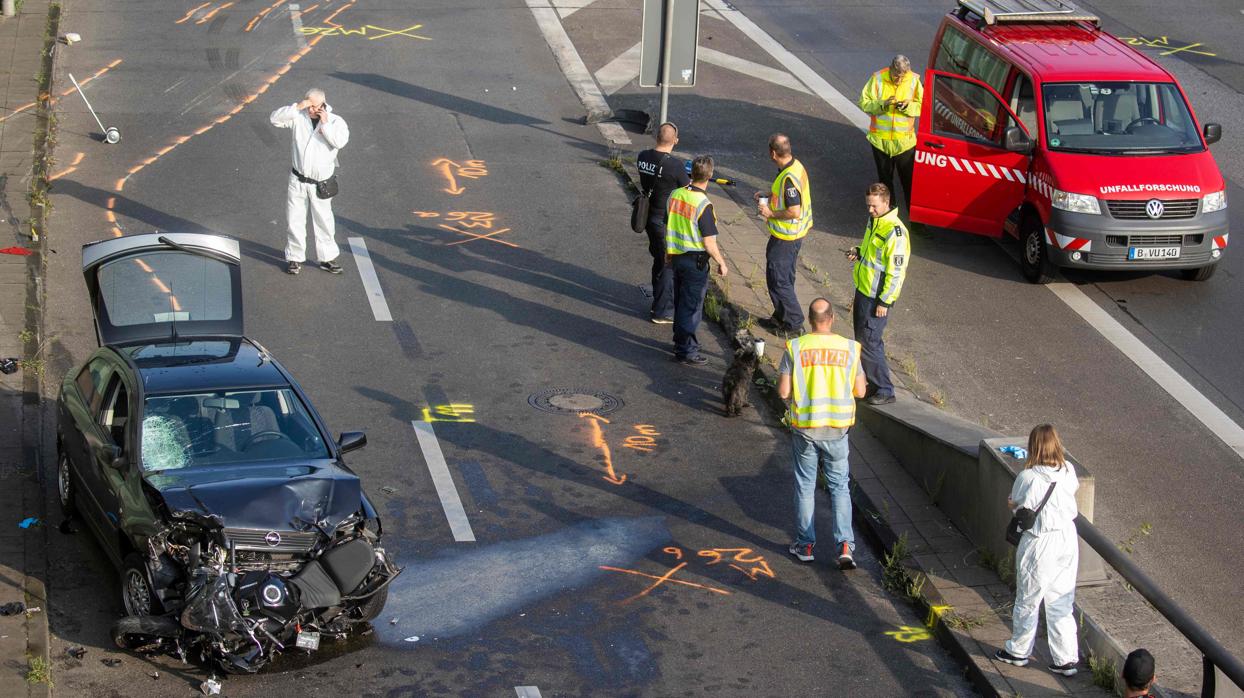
left=528, top=388, right=623, bottom=416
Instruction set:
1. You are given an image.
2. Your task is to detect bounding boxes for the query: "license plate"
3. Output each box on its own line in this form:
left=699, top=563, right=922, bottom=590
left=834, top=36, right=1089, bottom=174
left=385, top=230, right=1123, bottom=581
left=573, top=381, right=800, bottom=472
left=296, top=631, right=320, bottom=650
left=1128, top=246, right=1180, bottom=260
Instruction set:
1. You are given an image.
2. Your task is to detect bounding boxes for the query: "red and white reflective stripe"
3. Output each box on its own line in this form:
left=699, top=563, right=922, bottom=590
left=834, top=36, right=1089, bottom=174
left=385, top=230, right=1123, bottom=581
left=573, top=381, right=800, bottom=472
left=1049, top=229, right=1091, bottom=252
left=914, top=150, right=1026, bottom=184
left=1030, top=172, right=1056, bottom=201
left=1213, top=234, right=1229, bottom=250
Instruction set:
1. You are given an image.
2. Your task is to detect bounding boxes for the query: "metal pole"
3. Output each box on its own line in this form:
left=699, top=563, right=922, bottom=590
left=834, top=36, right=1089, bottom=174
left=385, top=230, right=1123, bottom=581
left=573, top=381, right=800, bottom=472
left=68, top=73, right=108, bottom=133
left=2, top=0, right=15, bottom=18
left=658, top=0, right=674, bottom=125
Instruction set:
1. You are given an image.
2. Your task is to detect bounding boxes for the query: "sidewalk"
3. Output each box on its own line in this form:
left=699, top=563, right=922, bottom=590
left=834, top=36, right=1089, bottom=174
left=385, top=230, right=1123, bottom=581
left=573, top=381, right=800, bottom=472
left=0, top=1, right=55, bottom=696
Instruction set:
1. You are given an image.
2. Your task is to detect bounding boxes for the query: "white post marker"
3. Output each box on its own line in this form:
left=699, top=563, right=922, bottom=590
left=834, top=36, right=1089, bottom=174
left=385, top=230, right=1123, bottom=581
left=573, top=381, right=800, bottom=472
left=347, top=237, right=392, bottom=322
left=706, top=0, right=1244, bottom=461
left=515, top=687, right=544, bottom=698
left=411, top=420, right=476, bottom=542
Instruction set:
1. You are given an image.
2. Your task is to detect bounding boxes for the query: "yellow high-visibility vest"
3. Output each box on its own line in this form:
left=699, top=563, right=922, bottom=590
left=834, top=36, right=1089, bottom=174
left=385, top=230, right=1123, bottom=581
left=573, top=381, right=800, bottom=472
left=787, top=333, right=860, bottom=429
left=860, top=68, right=923, bottom=156
left=768, top=159, right=813, bottom=241
left=853, top=207, right=911, bottom=305
left=666, top=186, right=710, bottom=254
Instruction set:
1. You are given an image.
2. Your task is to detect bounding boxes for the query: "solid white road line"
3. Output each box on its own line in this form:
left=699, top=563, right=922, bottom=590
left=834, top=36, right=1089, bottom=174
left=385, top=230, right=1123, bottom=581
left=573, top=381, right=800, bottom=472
left=1048, top=283, right=1244, bottom=459
left=699, top=47, right=813, bottom=95
left=288, top=4, right=308, bottom=50
left=411, top=420, right=476, bottom=542
left=524, top=0, right=632, bottom=145
left=514, top=687, right=544, bottom=698
left=347, top=238, right=392, bottom=322
left=710, top=0, right=1244, bottom=459
left=552, top=0, right=597, bottom=19
left=595, top=42, right=641, bottom=96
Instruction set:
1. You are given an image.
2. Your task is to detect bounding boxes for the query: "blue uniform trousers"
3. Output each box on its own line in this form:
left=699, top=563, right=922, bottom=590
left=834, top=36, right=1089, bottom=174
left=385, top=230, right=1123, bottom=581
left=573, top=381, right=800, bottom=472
left=766, top=236, right=804, bottom=330
left=645, top=214, right=674, bottom=319
left=852, top=290, right=893, bottom=398
left=671, top=252, right=709, bottom=359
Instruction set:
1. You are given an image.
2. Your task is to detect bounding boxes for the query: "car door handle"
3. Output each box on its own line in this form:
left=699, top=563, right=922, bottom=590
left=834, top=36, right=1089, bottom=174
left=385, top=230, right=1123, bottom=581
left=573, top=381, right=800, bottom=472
left=924, top=141, right=944, bottom=149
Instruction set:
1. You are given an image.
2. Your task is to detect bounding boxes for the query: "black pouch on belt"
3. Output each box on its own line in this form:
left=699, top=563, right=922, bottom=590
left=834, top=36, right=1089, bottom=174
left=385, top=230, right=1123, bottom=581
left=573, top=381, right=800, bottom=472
left=315, top=173, right=338, bottom=199
left=694, top=252, right=709, bottom=271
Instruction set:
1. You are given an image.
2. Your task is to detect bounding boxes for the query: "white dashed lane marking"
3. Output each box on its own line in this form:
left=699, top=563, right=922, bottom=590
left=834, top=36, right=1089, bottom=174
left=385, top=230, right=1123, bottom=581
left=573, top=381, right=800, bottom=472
left=347, top=237, right=393, bottom=322
left=515, top=687, right=544, bottom=698
left=411, top=420, right=476, bottom=542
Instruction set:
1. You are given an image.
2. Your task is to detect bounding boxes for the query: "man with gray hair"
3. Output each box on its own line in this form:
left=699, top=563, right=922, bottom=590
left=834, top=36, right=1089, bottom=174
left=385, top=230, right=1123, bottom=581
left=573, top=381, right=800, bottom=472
left=858, top=55, right=923, bottom=215
left=271, top=87, right=350, bottom=275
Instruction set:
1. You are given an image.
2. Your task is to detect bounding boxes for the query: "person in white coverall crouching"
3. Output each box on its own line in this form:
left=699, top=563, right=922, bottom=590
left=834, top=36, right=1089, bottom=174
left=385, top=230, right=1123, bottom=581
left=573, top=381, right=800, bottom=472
left=995, top=424, right=1081, bottom=677
left=270, top=88, right=349, bottom=275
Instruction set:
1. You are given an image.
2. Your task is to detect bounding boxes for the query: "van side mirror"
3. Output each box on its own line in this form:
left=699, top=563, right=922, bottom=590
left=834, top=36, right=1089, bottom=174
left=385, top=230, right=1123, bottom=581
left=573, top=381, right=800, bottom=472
left=1004, top=126, right=1034, bottom=155
left=337, top=431, right=367, bottom=454
left=1203, top=123, right=1222, bottom=145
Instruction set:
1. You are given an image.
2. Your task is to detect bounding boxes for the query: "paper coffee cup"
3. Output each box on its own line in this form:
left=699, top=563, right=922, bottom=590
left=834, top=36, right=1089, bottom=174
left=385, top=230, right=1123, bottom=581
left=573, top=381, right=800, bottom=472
left=754, top=339, right=765, bottom=357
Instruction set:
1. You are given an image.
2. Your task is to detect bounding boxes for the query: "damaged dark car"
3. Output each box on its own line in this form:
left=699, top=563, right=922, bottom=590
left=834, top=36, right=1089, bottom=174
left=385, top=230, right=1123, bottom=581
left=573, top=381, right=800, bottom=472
left=56, top=233, right=398, bottom=673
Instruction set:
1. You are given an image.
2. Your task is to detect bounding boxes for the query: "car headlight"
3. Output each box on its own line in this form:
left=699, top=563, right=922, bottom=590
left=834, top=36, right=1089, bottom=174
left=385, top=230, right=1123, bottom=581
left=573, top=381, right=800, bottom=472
left=1051, top=189, right=1101, bottom=215
left=1203, top=190, right=1227, bottom=213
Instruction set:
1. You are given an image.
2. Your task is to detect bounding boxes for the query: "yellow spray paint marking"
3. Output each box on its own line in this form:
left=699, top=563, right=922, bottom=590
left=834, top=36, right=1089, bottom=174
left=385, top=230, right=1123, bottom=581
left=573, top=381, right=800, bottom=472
left=884, top=626, right=931, bottom=643
left=926, top=604, right=952, bottom=628
left=298, top=23, right=431, bottom=41
left=419, top=404, right=476, bottom=423
left=1119, top=35, right=1216, bottom=57
left=622, top=424, right=661, bottom=453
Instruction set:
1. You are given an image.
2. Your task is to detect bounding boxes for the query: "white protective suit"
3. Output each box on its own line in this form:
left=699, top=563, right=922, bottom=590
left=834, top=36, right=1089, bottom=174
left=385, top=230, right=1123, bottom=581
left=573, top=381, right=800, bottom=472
left=1005, top=462, right=1080, bottom=665
left=270, top=102, right=350, bottom=264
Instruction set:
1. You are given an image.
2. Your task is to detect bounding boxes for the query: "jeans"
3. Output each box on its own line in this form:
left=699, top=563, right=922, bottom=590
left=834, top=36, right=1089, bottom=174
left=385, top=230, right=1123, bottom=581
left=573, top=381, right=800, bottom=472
left=765, top=235, right=804, bottom=330
left=791, top=428, right=854, bottom=552
left=871, top=146, right=915, bottom=214
left=671, top=252, right=709, bottom=359
left=645, top=214, right=674, bottom=319
left=852, top=290, right=893, bottom=398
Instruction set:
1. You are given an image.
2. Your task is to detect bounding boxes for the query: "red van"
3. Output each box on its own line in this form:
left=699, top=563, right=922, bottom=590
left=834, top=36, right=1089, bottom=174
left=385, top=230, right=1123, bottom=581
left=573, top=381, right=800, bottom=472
left=911, top=0, right=1227, bottom=282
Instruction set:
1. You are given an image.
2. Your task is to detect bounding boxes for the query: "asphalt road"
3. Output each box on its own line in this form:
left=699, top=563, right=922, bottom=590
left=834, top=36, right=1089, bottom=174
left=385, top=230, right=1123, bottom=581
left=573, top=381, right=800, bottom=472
left=35, top=1, right=974, bottom=696
left=709, top=0, right=1244, bottom=659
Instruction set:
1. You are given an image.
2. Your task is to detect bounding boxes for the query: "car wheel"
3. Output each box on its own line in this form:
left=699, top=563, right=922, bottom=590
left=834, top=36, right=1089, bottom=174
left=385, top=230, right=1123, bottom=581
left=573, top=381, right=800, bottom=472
left=1180, top=264, right=1217, bottom=281
left=120, top=554, right=163, bottom=617
left=58, top=451, right=78, bottom=517
left=1020, top=216, right=1056, bottom=284
left=354, top=584, right=390, bottom=623
left=110, top=615, right=181, bottom=652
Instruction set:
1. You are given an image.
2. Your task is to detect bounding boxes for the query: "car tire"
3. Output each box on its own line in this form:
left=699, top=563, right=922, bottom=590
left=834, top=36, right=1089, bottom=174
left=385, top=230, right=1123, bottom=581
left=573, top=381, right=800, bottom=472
left=355, top=584, right=390, bottom=623
left=57, top=451, right=78, bottom=518
left=120, top=554, right=163, bottom=617
left=110, top=615, right=181, bottom=652
left=1180, top=264, right=1217, bottom=281
left=1020, top=216, right=1056, bottom=284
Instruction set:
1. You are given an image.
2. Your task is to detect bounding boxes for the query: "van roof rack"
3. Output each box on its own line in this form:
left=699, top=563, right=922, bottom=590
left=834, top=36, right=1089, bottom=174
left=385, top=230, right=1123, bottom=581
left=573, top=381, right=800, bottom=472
left=956, top=0, right=1100, bottom=26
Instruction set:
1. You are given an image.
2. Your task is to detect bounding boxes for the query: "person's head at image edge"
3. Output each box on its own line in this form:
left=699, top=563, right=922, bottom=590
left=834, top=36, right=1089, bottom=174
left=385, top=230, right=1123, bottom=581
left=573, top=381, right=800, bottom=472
left=1025, top=423, right=1067, bottom=470
left=1123, top=649, right=1156, bottom=697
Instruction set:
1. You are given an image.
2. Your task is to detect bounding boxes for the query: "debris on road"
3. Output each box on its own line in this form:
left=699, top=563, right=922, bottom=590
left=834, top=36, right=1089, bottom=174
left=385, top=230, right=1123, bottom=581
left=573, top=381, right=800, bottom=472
left=998, top=445, right=1028, bottom=460
left=18, top=517, right=39, bottom=529
left=149, top=671, right=160, bottom=680
left=101, top=657, right=122, bottom=667
left=0, top=246, right=33, bottom=256
left=66, top=646, right=86, bottom=659
left=403, top=636, right=419, bottom=642
left=0, top=358, right=18, bottom=374
left=0, top=602, right=24, bottom=616
left=380, top=486, right=397, bottom=495
left=201, top=676, right=222, bottom=694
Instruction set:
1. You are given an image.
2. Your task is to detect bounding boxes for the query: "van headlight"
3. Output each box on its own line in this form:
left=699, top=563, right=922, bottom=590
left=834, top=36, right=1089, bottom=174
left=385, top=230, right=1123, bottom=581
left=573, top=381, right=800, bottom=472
left=1051, top=189, right=1101, bottom=215
left=1203, top=190, right=1227, bottom=213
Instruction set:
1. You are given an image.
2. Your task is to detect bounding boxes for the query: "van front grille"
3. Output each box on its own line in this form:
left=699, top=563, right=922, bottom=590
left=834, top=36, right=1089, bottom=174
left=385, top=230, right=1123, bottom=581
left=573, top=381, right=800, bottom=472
left=1106, top=199, right=1198, bottom=220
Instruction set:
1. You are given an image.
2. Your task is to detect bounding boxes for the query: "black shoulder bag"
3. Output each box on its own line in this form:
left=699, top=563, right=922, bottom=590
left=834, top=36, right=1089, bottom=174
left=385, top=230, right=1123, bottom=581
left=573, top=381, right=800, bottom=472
left=630, top=153, right=670, bottom=233
left=1005, top=481, right=1056, bottom=546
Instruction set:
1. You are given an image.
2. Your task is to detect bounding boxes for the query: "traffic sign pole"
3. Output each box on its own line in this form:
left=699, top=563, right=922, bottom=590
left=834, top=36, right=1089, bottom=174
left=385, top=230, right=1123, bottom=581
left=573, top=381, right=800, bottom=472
left=658, top=0, right=674, bottom=125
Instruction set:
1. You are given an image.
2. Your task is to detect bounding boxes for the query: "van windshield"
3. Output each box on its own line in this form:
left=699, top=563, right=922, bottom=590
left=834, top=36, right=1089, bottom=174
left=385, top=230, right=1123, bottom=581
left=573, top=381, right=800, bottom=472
left=1042, top=82, right=1202, bottom=154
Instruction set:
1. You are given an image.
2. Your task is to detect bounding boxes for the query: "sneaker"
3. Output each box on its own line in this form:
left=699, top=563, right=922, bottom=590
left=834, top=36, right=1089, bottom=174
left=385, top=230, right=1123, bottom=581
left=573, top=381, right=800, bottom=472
left=865, top=394, right=896, bottom=406
left=788, top=543, right=814, bottom=563
left=318, top=260, right=343, bottom=274
left=677, top=354, right=708, bottom=366
left=777, top=325, right=805, bottom=340
left=1048, top=662, right=1078, bottom=677
left=994, top=649, right=1029, bottom=667
left=286, top=261, right=301, bottom=275
left=650, top=316, right=674, bottom=325
left=757, top=316, right=781, bottom=332
left=837, top=542, right=856, bottom=570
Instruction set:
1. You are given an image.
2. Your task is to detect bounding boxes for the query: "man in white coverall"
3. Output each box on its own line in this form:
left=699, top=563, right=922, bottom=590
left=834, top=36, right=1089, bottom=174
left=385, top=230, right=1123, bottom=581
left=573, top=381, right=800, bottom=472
left=270, top=88, right=350, bottom=275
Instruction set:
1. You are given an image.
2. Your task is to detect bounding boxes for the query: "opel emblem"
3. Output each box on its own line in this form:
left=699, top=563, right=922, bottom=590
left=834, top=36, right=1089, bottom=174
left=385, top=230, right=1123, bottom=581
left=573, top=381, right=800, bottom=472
left=1145, top=199, right=1165, bottom=219
left=264, top=531, right=282, bottom=547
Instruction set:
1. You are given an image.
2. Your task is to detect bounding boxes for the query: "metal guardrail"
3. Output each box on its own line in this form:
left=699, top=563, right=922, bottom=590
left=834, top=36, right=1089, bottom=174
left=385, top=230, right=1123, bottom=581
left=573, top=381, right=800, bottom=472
left=1076, top=515, right=1244, bottom=696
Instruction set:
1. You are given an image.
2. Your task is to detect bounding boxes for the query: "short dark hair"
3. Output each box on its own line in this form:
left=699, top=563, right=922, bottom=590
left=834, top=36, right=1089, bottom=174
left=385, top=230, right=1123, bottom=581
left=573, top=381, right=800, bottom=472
left=690, top=155, right=714, bottom=182
left=808, top=298, right=833, bottom=329
left=656, top=122, right=678, bottom=145
left=867, top=182, right=891, bottom=203
left=768, top=133, right=791, bottom=158
left=1122, top=649, right=1155, bottom=690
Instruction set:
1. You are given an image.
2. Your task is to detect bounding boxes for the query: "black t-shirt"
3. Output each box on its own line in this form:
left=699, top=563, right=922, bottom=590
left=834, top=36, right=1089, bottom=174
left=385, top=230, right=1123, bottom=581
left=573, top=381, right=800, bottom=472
left=689, top=185, right=719, bottom=238
left=777, top=172, right=802, bottom=208
left=637, top=149, right=690, bottom=213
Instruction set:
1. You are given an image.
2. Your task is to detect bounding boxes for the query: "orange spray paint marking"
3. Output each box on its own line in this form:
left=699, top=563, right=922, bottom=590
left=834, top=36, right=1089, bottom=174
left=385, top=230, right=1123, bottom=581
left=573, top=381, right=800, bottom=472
left=244, top=0, right=289, bottom=32
left=622, top=424, right=662, bottom=453
left=697, top=548, right=775, bottom=581
left=48, top=152, right=85, bottom=181
left=437, top=224, right=518, bottom=248
left=580, top=412, right=626, bottom=485
left=663, top=546, right=683, bottom=560
left=431, top=158, right=487, bottom=195
left=196, top=1, right=236, bottom=24
left=176, top=1, right=213, bottom=24
left=1, top=59, right=121, bottom=124
left=599, top=564, right=731, bottom=603
left=299, top=3, right=320, bottom=15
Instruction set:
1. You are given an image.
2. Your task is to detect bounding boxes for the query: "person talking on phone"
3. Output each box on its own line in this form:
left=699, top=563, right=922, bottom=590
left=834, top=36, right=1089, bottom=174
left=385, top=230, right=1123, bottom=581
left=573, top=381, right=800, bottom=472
left=858, top=55, right=923, bottom=218
left=270, top=87, right=350, bottom=275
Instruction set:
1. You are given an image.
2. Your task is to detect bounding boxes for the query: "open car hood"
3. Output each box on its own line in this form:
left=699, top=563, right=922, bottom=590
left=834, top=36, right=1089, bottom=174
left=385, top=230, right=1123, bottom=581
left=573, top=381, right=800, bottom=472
left=149, top=463, right=360, bottom=532
left=81, top=233, right=243, bottom=347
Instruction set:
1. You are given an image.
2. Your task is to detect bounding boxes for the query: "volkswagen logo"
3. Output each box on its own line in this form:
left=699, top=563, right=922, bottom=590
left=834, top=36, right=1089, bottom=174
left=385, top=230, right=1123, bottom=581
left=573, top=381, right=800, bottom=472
left=264, top=531, right=282, bottom=547
left=1145, top=199, right=1165, bottom=219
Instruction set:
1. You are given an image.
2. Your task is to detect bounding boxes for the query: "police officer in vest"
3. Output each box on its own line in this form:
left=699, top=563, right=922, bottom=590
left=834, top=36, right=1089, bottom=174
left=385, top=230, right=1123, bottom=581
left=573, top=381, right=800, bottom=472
left=754, top=133, right=813, bottom=339
left=666, top=156, right=729, bottom=366
left=847, top=183, right=910, bottom=405
left=778, top=298, right=867, bottom=570
left=859, top=55, right=924, bottom=216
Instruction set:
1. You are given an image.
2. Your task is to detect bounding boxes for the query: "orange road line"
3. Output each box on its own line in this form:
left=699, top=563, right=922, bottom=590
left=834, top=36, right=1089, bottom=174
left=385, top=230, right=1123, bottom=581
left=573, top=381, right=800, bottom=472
left=175, top=1, right=212, bottom=24
left=599, top=565, right=732, bottom=598
left=47, top=152, right=85, bottom=180
left=244, top=0, right=289, bottom=32
left=438, top=224, right=520, bottom=248
left=0, top=102, right=36, bottom=123
left=0, top=57, right=115, bottom=123
left=444, top=227, right=515, bottom=247
left=300, top=4, right=320, bottom=15
left=196, top=1, right=235, bottom=24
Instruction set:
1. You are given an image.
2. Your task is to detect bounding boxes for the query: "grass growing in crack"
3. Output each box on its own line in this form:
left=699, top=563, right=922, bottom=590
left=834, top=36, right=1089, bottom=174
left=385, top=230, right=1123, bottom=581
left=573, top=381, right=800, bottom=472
left=26, top=656, right=52, bottom=687
left=882, top=533, right=926, bottom=602
left=738, top=313, right=756, bottom=332
left=19, top=329, right=35, bottom=344
left=743, top=261, right=761, bottom=289
left=1117, top=522, right=1153, bottom=554
left=977, top=546, right=1016, bottom=588
left=892, top=353, right=919, bottom=381
left=1088, top=654, right=1119, bottom=693
left=943, top=610, right=988, bottom=631
left=704, top=288, right=723, bottom=324
left=930, top=389, right=947, bottom=408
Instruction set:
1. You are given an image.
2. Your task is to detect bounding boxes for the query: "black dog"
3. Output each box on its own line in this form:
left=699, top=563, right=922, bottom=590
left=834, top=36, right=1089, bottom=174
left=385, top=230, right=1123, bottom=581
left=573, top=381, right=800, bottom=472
left=722, top=337, right=762, bottom=417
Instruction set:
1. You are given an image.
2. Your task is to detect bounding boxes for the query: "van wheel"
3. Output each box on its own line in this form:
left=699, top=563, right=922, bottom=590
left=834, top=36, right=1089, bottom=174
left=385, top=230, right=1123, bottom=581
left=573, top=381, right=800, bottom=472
left=1020, top=217, right=1056, bottom=284
left=58, top=451, right=78, bottom=517
left=1180, top=264, right=1217, bottom=281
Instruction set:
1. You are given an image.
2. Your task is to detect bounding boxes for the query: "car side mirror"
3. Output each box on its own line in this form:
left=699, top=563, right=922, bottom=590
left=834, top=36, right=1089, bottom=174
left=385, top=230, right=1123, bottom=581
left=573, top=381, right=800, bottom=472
left=1203, top=123, right=1222, bottom=145
left=1004, top=126, right=1034, bottom=155
left=337, top=431, right=367, bottom=454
